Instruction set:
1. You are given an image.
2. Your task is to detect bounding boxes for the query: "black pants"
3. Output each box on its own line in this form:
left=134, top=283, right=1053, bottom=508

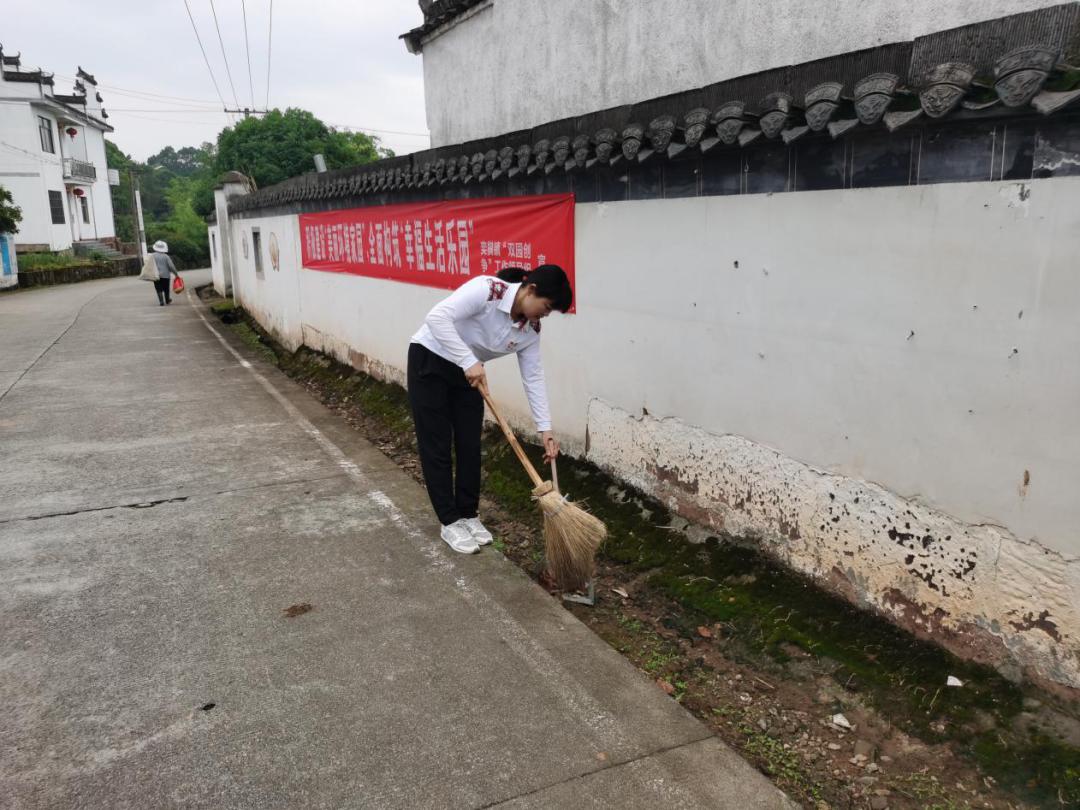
left=407, top=343, right=484, bottom=526
left=153, top=278, right=171, bottom=304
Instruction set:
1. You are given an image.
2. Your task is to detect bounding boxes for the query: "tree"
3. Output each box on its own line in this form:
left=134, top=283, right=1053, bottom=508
left=105, top=140, right=135, bottom=241
left=145, top=176, right=210, bottom=267
left=214, top=108, right=390, bottom=188
left=147, top=143, right=215, bottom=177
left=0, top=185, right=23, bottom=234
left=104, top=107, right=389, bottom=262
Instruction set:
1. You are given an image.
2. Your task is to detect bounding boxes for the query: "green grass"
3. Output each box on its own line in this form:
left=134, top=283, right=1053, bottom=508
left=17, top=252, right=97, bottom=270
left=210, top=298, right=237, bottom=314
left=740, top=724, right=825, bottom=800
left=892, top=772, right=970, bottom=809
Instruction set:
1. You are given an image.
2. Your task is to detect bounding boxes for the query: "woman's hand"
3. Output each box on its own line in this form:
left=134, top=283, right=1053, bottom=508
left=541, top=431, right=560, bottom=463
left=464, top=362, right=487, bottom=391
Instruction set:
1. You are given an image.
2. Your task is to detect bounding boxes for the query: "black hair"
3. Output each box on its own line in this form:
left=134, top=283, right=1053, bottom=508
left=496, top=264, right=573, bottom=312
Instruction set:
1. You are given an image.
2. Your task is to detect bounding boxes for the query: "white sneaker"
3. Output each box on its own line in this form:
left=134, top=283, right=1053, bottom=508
left=440, top=520, right=479, bottom=554
left=463, top=517, right=493, bottom=546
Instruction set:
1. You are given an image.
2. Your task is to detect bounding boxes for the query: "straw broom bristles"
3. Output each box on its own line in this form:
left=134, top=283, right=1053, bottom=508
left=533, top=481, right=606, bottom=591
left=479, top=385, right=606, bottom=591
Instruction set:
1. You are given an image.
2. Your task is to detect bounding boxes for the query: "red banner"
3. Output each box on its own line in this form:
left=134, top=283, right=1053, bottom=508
left=299, top=193, right=575, bottom=295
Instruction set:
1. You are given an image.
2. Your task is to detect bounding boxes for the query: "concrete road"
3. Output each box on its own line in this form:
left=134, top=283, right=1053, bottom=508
left=0, top=271, right=797, bottom=809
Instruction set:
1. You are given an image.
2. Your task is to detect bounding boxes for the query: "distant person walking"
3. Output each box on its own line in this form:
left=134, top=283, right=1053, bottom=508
left=149, top=240, right=179, bottom=306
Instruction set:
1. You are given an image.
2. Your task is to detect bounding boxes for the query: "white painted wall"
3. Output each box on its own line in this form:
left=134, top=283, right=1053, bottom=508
left=418, top=0, right=1067, bottom=146
left=208, top=224, right=222, bottom=288
left=0, top=101, right=68, bottom=249
left=219, top=176, right=1080, bottom=690
left=82, top=127, right=115, bottom=240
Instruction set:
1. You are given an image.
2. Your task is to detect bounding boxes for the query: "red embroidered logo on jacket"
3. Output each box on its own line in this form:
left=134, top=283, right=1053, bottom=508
left=488, top=280, right=508, bottom=301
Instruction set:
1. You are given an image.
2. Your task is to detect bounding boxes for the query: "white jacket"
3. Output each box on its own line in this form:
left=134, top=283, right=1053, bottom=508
left=411, top=275, right=552, bottom=432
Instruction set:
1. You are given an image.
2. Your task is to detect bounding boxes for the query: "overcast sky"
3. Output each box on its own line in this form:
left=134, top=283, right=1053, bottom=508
left=3, top=0, right=430, bottom=161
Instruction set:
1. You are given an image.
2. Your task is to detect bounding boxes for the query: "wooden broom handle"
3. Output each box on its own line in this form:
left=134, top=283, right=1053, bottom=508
left=478, top=384, right=545, bottom=488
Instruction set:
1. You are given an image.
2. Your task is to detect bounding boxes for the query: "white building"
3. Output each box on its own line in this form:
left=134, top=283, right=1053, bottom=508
left=0, top=47, right=117, bottom=253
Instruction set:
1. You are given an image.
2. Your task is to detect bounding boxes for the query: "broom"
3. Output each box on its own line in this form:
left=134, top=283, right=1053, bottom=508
left=478, top=385, right=606, bottom=590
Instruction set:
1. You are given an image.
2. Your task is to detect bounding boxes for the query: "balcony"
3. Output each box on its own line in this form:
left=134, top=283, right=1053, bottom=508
left=62, top=158, right=97, bottom=183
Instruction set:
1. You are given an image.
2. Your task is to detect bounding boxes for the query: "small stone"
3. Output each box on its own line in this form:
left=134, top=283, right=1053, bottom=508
left=831, top=713, right=854, bottom=731
left=827, top=743, right=843, bottom=751
left=879, top=755, right=892, bottom=763
left=758, top=718, right=768, bottom=731
left=856, top=776, right=879, bottom=787
left=870, top=797, right=888, bottom=810
left=865, top=762, right=880, bottom=773
left=1023, top=697, right=1043, bottom=710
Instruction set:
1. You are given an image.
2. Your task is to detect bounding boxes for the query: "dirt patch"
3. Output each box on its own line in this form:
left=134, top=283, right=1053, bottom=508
left=282, top=603, right=314, bottom=618
left=204, top=292, right=1080, bottom=809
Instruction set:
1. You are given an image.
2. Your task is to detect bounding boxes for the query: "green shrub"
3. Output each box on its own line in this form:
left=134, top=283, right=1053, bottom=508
left=17, top=253, right=94, bottom=270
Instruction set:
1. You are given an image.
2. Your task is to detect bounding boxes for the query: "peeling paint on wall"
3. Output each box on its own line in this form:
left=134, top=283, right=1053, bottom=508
left=585, top=398, right=1080, bottom=695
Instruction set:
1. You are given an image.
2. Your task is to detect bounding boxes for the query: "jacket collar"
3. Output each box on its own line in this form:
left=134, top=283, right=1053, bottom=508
left=498, top=282, right=541, bottom=333
left=496, top=282, right=519, bottom=315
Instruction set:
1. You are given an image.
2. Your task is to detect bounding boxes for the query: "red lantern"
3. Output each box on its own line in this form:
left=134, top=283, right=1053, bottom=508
left=72, top=188, right=85, bottom=197
left=65, top=127, right=78, bottom=139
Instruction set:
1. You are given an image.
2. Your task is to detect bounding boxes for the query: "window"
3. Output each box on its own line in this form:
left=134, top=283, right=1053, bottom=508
left=629, top=161, right=663, bottom=200
left=918, top=125, right=994, bottom=185
left=794, top=138, right=846, bottom=191
left=48, top=191, right=65, bottom=224
left=597, top=166, right=628, bottom=202
left=744, top=143, right=790, bottom=194
left=252, top=228, right=263, bottom=273
left=80, top=197, right=90, bottom=224
left=571, top=172, right=598, bottom=203
left=850, top=131, right=915, bottom=188
left=701, top=150, right=741, bottom=196
left=999, top=123, right=1036, bottom=180
left=212, top=231, right=217, bottom=259
left=38, top=116, right=55, bottom=153
left=1033, top=116, right=1080, bottom=179
left=664, top=157, right=700, bottom=198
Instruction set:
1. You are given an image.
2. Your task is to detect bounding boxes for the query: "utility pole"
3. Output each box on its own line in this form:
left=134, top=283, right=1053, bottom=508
left=128, top=170, right=147, bottom=256
left=224, top=107, right=268, bottom=119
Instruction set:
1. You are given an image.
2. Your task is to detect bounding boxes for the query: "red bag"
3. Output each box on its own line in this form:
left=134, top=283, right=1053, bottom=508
left=172, top=275, right=185, bottom=294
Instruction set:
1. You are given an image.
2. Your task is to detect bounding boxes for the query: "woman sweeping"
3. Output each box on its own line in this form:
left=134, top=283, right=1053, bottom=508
left=408, top=265, right=573, bottom=554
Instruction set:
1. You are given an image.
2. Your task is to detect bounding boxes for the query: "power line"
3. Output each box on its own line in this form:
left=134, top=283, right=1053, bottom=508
left=208, top=0, right=241, bottom=109
left=327, top=121, right=431, bottom=138
left=241, top=0, right=255, bottom=108
left=118, top=111, right=230, bottom=126
left=182, top=0, right=228, bottom=110
left=95, top=89, right=220, bottom=109
left=52, top=72, right=222, bottom=106
left=265, top=0, right=274, bottom=110
left=106, top=107, right=246, bottom=113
